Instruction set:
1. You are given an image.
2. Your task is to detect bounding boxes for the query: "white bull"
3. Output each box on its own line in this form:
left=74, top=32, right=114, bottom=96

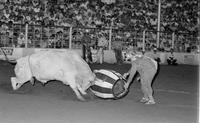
left=11, top=50, right=96, bottom=101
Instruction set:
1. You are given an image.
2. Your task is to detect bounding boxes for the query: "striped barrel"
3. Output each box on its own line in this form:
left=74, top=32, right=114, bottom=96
left=90, top=69, right=127, bottom=99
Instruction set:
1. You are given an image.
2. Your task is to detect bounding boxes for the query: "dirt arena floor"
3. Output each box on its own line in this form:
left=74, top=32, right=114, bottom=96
left=0, top=60, right=198, bottom=123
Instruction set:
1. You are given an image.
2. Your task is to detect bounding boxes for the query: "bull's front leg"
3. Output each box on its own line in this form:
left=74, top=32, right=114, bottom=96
left=69, top=82, right=85, bottom=101
left=75, top=77, right=87, bottom=95
left=72, top=87, right=86, bottom=101
left=77, top=84, right=87, bottom=95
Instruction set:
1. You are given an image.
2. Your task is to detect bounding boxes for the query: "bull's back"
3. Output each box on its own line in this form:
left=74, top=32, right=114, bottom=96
left=30, top=51, right=93, bottom=79
left=30, top=51, right=78, bottom=80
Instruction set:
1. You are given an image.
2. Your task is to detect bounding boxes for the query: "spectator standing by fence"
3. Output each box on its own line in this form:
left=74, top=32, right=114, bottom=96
left=17, top=33, right=26, bottom=47
left=82, top=31, right=92, bottom=63
left=113, top=40, right=123, bottom=65
left=97, top=33, right=108, bottom=64
left=0, top=23, right=8, bottom=47
left=1, top=31, right=9, bottom=47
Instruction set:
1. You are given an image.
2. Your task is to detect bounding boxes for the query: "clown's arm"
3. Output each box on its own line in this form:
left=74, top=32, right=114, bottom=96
left=123, top=63, right=137, bottom=89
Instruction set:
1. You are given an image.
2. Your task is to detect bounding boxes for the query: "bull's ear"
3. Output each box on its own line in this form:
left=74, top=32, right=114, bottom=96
left=30, top=77, right=35, bottom=85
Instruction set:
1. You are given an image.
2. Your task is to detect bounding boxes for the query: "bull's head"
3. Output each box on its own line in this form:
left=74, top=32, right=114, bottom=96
left=83, top=73, right=96, bottom=91
left=11, top=77, right=23, bottom=90
left=11, top=56, right=33, bottom=90
left=76, top=73, right=96, bottom=95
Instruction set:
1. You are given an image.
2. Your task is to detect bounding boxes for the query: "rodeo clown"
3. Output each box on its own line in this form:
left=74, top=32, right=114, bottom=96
left=123, top=51, right=158, bottom=104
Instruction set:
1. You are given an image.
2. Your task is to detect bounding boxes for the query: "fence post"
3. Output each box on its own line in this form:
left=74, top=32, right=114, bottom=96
left=11, top=24, right=14, bottom=47
left=69, top=27, right=72, bottom=49
left=33, top=24, right=36, bottom=47
left=25, top=23, right=28, bottom=48
left=40, top=26, right=43, bottom=48
left=142, top=30, right=146, bottom=53
left=47, top=26, right=50, bottom=48
left=172, top=32, right=175, bottom=50
left=61, top=30, right=64, bottom=48
left=109, top=27, right=112, bottom=50
left=156, top=0, right=161, bottom=49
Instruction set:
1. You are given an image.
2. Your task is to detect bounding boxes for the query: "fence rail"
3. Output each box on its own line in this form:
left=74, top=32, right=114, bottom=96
left=0, top=23, right=199, bottom=53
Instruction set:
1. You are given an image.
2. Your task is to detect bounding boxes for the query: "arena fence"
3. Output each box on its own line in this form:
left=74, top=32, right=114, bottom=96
left=0, top=23, right=199, bottom=53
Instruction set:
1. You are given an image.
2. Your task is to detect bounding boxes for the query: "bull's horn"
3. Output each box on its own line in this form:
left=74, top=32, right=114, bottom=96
left=11, top=77, right=18, bottom=90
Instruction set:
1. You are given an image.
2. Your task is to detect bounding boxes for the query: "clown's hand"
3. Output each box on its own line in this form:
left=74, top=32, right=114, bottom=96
left=123, top=72, right=130, bottom=80
left=124, top=82, right=130, bottom=90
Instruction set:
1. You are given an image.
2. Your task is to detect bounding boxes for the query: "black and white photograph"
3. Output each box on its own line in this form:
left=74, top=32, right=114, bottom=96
left=0, top=0, right=199, bottom=123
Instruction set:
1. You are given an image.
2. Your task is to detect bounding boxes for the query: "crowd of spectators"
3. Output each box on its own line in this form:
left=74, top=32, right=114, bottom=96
left=0, top=0, right=198, bottom=52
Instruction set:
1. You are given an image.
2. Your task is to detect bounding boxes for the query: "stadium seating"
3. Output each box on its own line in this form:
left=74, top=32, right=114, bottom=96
left=0, top=0, right=198, bottom=52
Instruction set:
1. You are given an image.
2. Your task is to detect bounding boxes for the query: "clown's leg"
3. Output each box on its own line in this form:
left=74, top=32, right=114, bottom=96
left=145, top=79, right=155, bottom=105
left=140, top=79, right=149, bottom=103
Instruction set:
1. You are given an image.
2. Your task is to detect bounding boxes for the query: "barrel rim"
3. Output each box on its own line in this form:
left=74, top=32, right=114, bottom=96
left=112, top=78, right=128, bottom=99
